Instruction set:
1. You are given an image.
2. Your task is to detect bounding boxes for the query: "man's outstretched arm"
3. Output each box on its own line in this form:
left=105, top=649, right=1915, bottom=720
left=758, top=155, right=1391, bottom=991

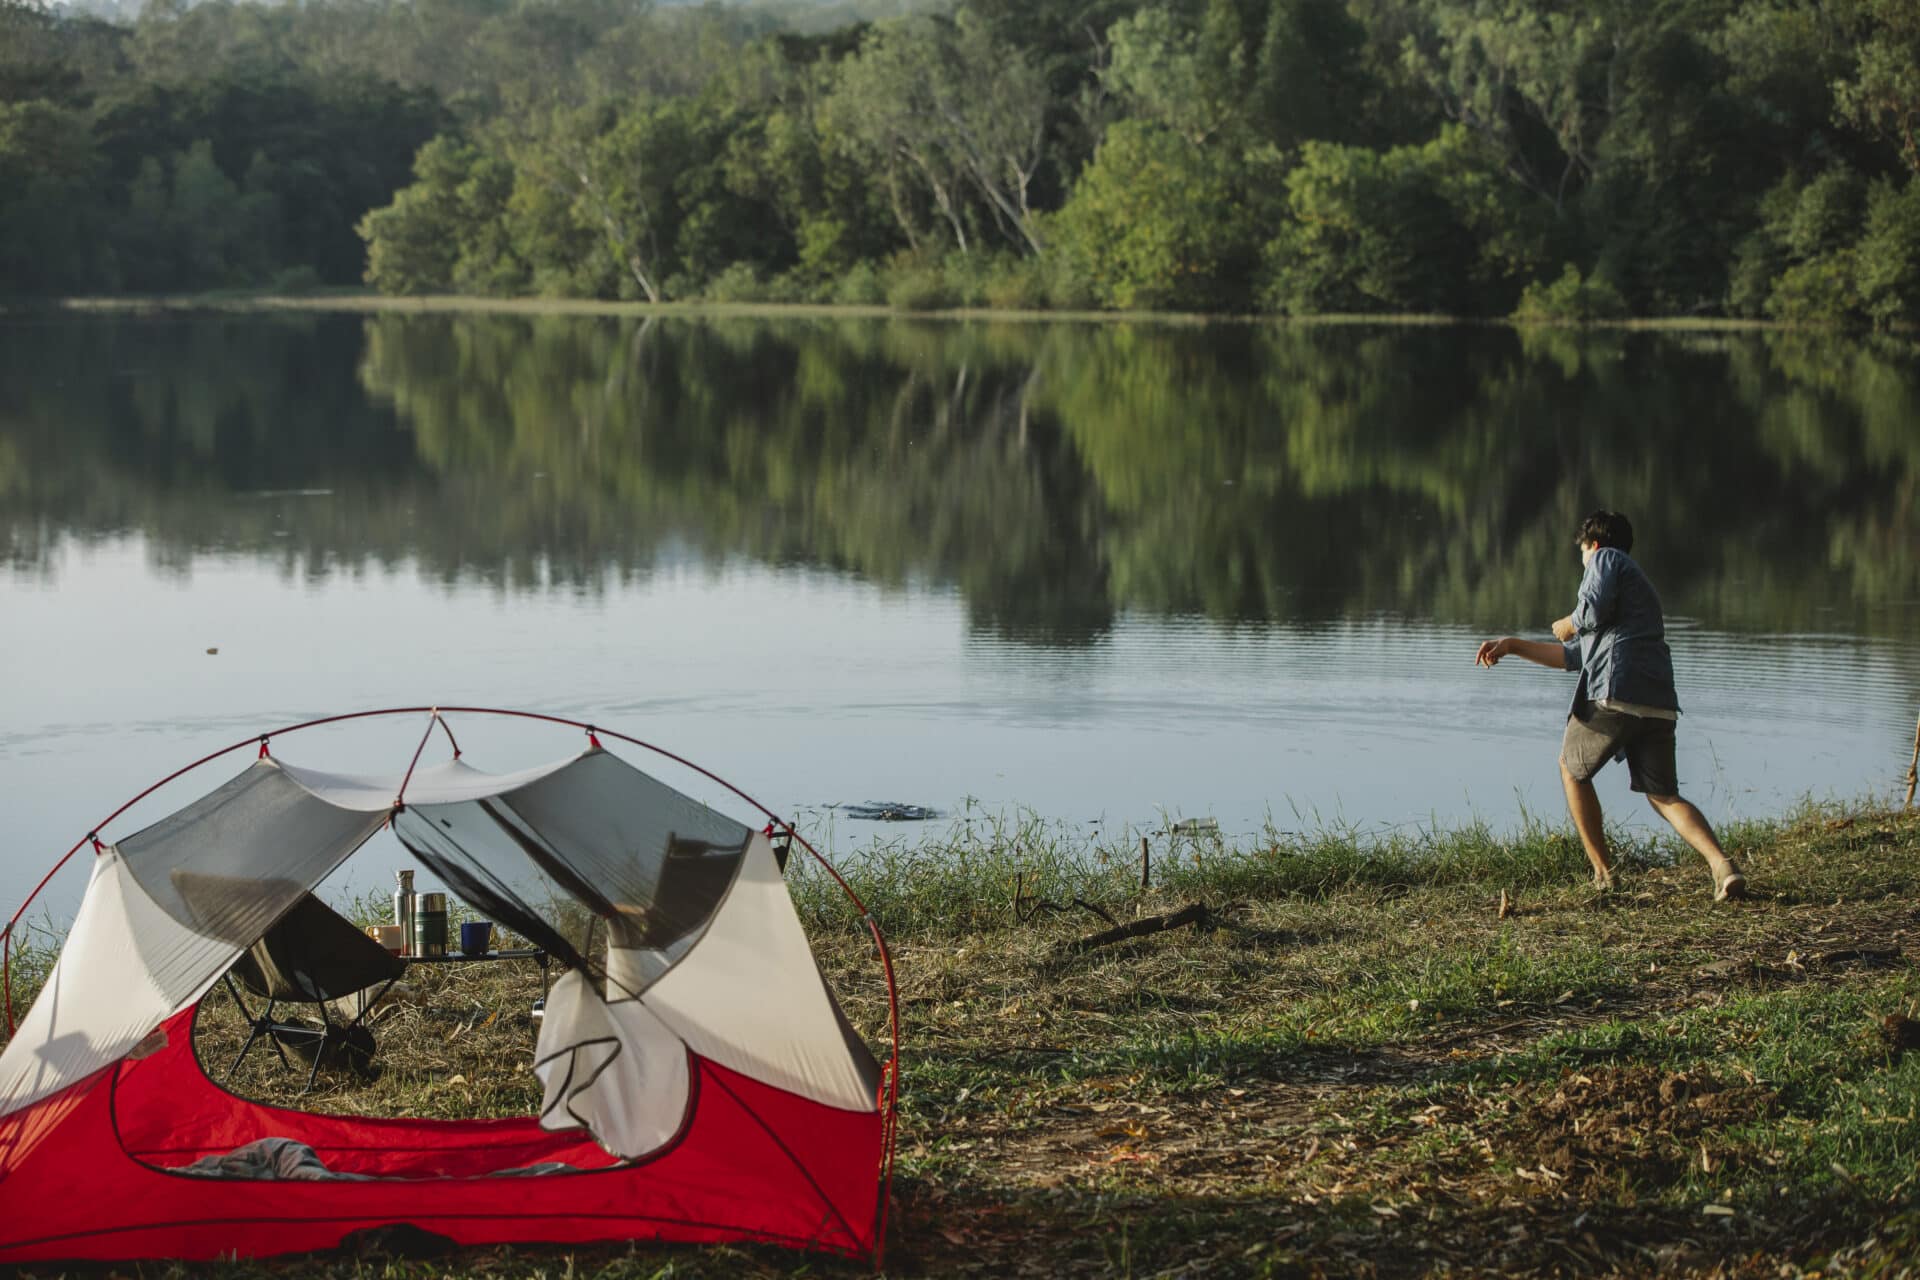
left=1475, top=636, right=1574, bottom=670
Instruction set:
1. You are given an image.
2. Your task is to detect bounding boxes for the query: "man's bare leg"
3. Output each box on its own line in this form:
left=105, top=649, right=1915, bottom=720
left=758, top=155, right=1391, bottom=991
left=1647, top=793, right=1744, bottom=896
left=1560, top=761, right=1615, bottom=886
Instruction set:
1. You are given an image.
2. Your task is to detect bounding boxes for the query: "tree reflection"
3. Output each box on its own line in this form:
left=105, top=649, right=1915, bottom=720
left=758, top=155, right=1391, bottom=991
left=1, top=312, right=1914, bottom=642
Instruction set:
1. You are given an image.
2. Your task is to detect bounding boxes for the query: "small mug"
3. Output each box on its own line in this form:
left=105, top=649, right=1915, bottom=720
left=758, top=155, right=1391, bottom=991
left=458, top=920, right=493, bottom=956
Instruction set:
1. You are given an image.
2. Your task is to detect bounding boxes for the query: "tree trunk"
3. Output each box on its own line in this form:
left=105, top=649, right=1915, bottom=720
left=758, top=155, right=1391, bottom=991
left=573, top=164, right=660, bottom=304
left=883, top=166, right=921, bottom=253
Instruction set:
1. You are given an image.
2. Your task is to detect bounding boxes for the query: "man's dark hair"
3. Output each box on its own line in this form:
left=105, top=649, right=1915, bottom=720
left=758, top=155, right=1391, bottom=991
left=1577, top=510, right=1634, bottom=552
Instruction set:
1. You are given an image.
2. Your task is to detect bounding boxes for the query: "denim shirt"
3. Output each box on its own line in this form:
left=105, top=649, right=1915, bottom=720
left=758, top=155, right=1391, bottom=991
left=1558, top=548, right=1680, bottom=715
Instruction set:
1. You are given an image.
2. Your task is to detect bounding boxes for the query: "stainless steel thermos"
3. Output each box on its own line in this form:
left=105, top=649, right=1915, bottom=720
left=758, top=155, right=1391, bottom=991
left=394, top=869, right=415, bottom=956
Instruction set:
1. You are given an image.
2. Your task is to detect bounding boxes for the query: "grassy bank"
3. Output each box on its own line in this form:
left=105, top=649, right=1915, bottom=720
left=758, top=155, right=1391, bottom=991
left=7, top=802, right=1920, bottom=1277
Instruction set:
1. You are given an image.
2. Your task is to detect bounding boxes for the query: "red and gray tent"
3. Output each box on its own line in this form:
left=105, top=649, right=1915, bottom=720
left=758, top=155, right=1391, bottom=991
left=0, top=709, right=899, bottom=1266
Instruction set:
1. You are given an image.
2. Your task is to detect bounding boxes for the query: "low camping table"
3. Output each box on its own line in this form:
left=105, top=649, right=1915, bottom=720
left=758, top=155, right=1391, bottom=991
left=402, top=947, right=551, bottom=998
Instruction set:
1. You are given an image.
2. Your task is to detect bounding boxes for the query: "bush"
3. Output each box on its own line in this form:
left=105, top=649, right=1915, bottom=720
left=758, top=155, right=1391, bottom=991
left=268, top=264, right=323, bottom=295
left=1766, top=253, right=1860, bottom=326
left=935, top=252, right=995, bottom=307
left=702, top=261, right=768, bottom=303
left=1855, top=178, right=1920, bottom=328
left=529, top=264, right=591, bottom=298
left=981, top=257, right=1048, bottom=310
left=885, top=265, right=957, bottom=311
left=1511, top=264, right=1629, bottom=324
left=1779, top=169, right=1865, bottom=262
left=1040, top=254, right=1098, bottom=310
left=831, top=260, right=888, bottom=306
left=1736, top=168, right=1898, bottom=329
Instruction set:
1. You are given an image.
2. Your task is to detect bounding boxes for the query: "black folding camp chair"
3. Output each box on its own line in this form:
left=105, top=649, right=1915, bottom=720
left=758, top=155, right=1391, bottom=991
left=222, top=893, right=405, bottom=1093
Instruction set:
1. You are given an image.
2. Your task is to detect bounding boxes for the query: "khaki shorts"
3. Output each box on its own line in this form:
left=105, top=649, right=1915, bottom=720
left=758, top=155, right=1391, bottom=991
left=1560, top=705, right=1679, bottom=796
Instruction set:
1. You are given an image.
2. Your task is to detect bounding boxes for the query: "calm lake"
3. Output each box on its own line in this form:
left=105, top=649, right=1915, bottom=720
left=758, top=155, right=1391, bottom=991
left=2, top=308, right=1917, bottom=918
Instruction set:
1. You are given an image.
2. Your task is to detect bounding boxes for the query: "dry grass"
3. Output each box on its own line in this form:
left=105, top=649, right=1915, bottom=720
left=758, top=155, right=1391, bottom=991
left=194, top=953, right=553, bottom=1121
left=8, top=804, right=1920, bottom=1278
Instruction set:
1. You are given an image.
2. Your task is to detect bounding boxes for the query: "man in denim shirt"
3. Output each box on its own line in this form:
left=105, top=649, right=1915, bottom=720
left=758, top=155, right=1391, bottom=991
left=1474, top=510, right=1747, bottom=900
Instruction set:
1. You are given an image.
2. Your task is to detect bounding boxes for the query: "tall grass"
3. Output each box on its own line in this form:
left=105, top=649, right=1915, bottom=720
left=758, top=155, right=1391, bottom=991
left=788, top=804, right=1683, bottom=938
left=0, top=917, right=61, bottom=1050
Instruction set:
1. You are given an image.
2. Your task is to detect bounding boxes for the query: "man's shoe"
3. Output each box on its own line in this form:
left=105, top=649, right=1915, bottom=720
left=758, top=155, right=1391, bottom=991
left=1713, top=870, right=1747, bottom=902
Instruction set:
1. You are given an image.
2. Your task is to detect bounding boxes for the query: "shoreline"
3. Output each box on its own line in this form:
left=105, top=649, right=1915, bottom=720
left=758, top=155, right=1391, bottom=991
left=5, top=289, right=1847, bottom=334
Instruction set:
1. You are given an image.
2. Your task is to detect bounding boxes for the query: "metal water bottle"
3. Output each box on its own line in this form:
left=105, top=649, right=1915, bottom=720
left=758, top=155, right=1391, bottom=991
left=394, top=869, right=416, bottom=957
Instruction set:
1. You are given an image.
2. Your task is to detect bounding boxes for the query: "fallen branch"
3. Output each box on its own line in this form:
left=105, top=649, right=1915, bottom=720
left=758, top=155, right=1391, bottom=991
left=1064, top=902, right=1216, bottom=954
left=1014, top=873, right=1117, bottom=928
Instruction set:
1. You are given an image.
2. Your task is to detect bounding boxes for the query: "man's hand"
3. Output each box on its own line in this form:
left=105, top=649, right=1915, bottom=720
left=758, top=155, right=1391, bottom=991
left=1551, top=615, right=1577, bottom=643
left=1477, top=635, right=1576, bottom=671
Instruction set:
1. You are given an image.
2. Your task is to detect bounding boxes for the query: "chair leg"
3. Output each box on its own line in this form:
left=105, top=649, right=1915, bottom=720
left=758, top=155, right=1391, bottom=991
left=226, top=972, right=399, bottom=1093
left=301, top=1039, right=325, bottom=1095
left=225, top=1021, right=269, bottom=1083
left=260, top=999, right=295, bottom=1069
left=222, top=975, right=278, bottom=1082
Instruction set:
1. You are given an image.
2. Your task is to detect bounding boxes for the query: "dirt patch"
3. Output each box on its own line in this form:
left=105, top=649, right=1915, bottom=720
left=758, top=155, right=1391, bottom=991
left=1502, top=1065, right=1775, bottom=1195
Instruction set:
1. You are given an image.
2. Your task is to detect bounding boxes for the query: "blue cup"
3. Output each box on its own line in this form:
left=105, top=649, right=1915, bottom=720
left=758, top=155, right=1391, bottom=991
left=459, top=921, right=493, bottom=956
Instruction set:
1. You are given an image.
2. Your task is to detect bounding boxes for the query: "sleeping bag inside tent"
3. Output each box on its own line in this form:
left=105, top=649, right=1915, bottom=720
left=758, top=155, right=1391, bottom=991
left=0, top=722, right=897, bottom=1266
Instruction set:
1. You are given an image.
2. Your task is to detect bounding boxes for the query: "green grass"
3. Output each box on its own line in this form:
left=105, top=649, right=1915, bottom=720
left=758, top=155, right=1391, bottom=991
left=1, top=914, right=60, bottom=1028
left=789, top=800, right=1733, bottom=938
left=5, top=802, right=1919, bottom=1277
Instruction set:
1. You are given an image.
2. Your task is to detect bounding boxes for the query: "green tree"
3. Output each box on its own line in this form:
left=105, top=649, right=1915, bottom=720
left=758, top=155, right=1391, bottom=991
left=359, top=135, right=520, bottom=295
left=1387, top=0, right=1635, bottom=217
left=1262, top=127, right=1543, bottom=314
left=823, top=18, right=970, bottom=252
left=823, top=13, right=1052, bottom=255
left=1049, top=119, right=1262, bottom=310
left=0, top=98, right=109, bottom=291
left=1104, top=0, right=1251, bottom=146
left=508, top=100, right=682, bottom=302
left=1250, top=0, right=1373, bottom=150
left=1834, top=0, right=1920, bottom=173
left=1854, top=176, right=1920, bottom=325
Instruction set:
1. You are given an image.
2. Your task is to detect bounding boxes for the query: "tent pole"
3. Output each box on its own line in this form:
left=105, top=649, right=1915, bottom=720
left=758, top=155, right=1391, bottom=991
left=2, top=699, right=908, bottom=1212
left=392, top=708, right=443, bottom=811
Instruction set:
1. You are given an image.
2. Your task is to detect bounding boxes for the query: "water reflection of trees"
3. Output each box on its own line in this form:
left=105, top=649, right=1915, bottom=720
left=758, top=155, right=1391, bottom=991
left=2, top=312, right=1915, bottom=642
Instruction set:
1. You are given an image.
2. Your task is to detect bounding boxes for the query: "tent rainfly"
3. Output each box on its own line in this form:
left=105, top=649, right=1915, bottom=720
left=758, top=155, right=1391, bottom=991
left=0, top=709, right=899, bottom=1266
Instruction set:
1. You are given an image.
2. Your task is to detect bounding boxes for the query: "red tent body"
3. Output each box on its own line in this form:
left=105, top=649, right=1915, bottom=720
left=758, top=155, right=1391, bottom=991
left=0, top=1005, right=882, bottom=1264
left=0, top=712, right=899, bottom=1268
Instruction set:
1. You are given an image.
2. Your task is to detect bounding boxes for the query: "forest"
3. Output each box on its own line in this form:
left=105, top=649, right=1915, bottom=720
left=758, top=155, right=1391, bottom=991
left=4, top=0, right=1920, bottom=321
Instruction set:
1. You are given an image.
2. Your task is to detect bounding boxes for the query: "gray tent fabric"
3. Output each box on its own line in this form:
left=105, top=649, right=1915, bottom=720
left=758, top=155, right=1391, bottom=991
left=122, top=763, right=389, bottom=992
left=391, top=749, right=753, bottom=1001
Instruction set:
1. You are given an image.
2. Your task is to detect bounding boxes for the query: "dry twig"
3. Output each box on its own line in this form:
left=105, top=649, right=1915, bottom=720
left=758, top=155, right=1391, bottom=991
left=1014, top=872, right=1117, bottom=928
